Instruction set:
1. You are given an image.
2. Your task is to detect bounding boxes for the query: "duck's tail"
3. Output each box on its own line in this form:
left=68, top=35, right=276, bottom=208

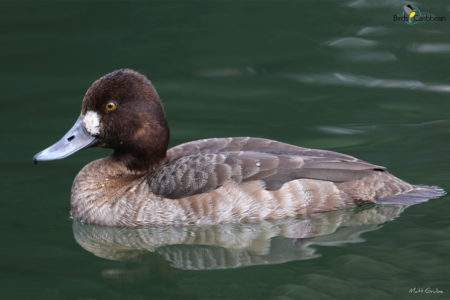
left=377, top=185, right=446, bottom=205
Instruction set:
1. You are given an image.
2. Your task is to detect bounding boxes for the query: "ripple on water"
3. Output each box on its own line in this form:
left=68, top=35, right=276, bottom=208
left=339, top=51, right=397, bottom=62
left=408, top=43, right=450, bottom=54
left=357, top=26, right=388, bottom=36
left=281, top=72, right=450, bottom=94
left=402, top=119, right=449, bottom=128
left=325, top=37, right=378, bottom=48
left=346, top=0, right=404, bottom=8
left=316, top=126, right=363, bottom=135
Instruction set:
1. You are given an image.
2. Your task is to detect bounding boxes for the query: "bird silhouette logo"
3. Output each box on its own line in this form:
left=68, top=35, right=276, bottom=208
left=402, top=5, right=421, bottom=25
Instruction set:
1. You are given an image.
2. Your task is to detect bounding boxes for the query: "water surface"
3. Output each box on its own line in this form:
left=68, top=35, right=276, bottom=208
left=1, top=1, right=450, bottom=299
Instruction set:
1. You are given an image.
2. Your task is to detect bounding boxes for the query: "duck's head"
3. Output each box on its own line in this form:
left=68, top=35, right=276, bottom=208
left=33, top=69, right=170, bottom=171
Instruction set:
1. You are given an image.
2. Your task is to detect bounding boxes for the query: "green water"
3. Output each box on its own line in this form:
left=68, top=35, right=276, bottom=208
left=2, top=0, right=450, bottom=299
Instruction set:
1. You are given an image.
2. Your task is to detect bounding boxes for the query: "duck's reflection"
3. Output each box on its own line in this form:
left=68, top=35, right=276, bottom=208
left=73, top=205, right=405, bottom=270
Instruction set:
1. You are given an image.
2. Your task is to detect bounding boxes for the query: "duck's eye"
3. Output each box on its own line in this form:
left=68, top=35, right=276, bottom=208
left=105, top=102, right=117, bottom=111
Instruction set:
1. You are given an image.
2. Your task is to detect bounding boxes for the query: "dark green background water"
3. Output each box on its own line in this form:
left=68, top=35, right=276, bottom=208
left=2, top=0, right=450, bottom=299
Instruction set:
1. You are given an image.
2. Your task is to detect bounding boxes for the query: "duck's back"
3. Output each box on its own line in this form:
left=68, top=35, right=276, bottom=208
left=149, top=137, right=420, bottom=203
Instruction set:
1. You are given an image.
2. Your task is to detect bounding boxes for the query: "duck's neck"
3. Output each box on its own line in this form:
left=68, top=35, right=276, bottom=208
left=114, top=117, right=170, bottom=172
left=112, top=150, right=166, bottom=174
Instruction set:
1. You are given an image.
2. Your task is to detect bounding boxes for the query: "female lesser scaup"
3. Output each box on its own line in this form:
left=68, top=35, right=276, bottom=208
left=34, top=69, right=444, bottom=227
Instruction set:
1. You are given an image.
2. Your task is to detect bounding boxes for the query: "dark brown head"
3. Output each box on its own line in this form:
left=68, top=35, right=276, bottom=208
left=33, top=69, right=170, bottom=171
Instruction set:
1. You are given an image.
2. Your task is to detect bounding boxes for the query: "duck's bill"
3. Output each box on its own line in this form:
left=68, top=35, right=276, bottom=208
left=33, top=115, right=99, bottom=164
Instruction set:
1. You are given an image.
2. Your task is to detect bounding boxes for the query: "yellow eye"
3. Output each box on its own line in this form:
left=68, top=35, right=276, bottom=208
left=105, top=102, right=117, bottom=111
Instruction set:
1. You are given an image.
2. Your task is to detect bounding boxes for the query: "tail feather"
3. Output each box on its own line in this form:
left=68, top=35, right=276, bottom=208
left=377, top=185, right=446, bottom=205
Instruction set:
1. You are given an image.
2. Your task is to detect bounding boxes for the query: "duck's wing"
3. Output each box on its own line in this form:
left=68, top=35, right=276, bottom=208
left=150, top=137, right=386, bottom=199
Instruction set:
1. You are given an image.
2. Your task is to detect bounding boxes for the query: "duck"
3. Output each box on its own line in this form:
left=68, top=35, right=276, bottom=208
left=33, top=69, right=444, bottom=227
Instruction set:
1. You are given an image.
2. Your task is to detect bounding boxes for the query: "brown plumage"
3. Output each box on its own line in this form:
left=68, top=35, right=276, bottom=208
left=34, top=69, right=445, bottom=227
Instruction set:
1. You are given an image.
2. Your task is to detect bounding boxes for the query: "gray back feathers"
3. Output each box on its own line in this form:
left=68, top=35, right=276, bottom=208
left=149, top=137, right=385, bottom=199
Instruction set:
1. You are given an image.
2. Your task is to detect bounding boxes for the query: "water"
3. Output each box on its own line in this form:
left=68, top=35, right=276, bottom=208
left=2, top=1, right=450, bottom=299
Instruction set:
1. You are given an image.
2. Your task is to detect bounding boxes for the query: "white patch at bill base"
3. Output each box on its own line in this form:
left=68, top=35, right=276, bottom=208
left=83, top=111, right=101, bottom=135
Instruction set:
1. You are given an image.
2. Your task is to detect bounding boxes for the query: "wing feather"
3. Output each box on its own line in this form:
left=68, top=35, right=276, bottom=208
left=149, top=137, right=386, bottom=199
